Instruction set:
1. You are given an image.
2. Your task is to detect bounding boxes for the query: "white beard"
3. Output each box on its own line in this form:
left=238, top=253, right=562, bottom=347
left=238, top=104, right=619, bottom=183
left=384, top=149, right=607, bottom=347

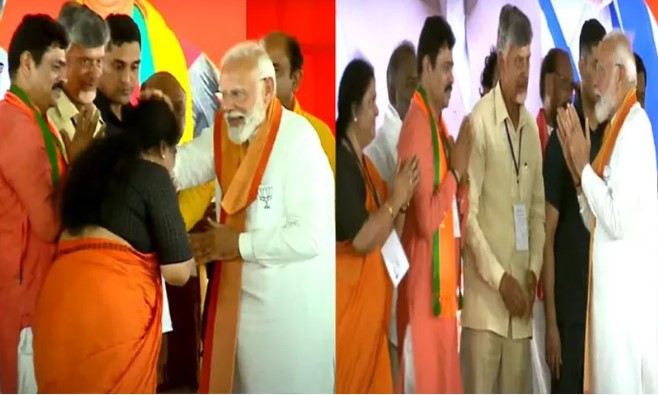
left=225, top=97, right=267, bottom=145
left=594, top=94, right=614, bottom=124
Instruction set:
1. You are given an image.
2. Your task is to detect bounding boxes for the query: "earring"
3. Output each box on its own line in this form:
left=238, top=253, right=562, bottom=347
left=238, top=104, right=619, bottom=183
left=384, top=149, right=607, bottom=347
left=353, top=117, right=358, bottom=122
left=161, top=153, right=166, bottom=159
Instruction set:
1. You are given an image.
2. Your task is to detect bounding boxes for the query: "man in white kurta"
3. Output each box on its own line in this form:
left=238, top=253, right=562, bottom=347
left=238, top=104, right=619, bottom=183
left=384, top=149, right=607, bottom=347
left=174, top=41, right=335, bottom=394
left=557, top=31, right=658, bottom=394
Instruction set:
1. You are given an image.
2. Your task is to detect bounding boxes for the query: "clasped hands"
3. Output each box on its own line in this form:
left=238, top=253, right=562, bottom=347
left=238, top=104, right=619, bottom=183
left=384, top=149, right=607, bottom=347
left=499, top=270, right=537, bottom=320
left=189, top=218, right=241, bottom=264
left=556, top=104, right=591, bottom=186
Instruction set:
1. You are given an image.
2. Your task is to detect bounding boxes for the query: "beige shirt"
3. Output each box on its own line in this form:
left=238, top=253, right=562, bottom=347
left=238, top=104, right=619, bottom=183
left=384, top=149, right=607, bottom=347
left=47, top=93, right=104, bottom=162
left=462, top=83, right=545, bottom=340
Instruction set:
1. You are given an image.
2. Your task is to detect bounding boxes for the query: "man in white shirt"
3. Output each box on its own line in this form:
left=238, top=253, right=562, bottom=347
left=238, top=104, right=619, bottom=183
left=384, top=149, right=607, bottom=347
left=175, top=41, right=335, bottom=394
left=557, top=30, right=658, bottom=394
left=363, top=41, right=417, bottom=384
left=365, top=41, right=417, bottom=185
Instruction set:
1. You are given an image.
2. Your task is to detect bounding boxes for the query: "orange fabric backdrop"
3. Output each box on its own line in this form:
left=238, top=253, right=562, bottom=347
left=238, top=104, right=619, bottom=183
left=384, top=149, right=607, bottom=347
left=246, top=0, right=336, bottom=134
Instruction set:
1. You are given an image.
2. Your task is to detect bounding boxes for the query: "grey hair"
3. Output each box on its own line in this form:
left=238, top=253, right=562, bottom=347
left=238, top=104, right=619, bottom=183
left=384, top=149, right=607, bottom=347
left=603, top=30, right=637, bottom=85
left=220, top=40, right=277, bottom=93
left=58, top=3, right=109, bottom=48
left=496, top=4, right=533, bottom=57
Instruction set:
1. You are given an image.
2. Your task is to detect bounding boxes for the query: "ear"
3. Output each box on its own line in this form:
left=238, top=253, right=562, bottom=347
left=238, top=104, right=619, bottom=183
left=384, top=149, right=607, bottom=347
left=291, top=69, right=302, bottom=93
left=263, top=77, right=276, bottom=100
left=159, top=141, right=168, bottom=158
left=422, top=54, right=431, bottom=75
left=19, top=51, right=34, bottom=75
left=578, top=57, right=585, bottom=78
left=351, top=102, right=359, bottom=121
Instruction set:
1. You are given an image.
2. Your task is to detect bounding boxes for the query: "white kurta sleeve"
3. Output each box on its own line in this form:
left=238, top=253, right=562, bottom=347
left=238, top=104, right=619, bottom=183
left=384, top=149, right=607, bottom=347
left=580, top=110, right=655, bottom=239
left=576, top=191, right=595, bottom=232
left=173, top=126, right=215, bottom=190
left=238, top=125, right=333, bottom=265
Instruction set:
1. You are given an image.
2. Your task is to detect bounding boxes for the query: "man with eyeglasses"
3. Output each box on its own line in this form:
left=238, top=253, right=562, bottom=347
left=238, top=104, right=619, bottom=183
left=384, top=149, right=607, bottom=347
left=541, top=19, right=606, bottom=394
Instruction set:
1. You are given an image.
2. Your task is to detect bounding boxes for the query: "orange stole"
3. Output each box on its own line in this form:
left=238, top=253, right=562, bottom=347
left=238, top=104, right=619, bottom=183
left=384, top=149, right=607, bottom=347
left=32, top=239, right=162, bottom=394
left=336, top=157, right=393, bottom=394
left=199, top=99, right=283, bottom=394
left=411, top=93, right=458, bottom=318
left=583, top=90, right=637, bottom=393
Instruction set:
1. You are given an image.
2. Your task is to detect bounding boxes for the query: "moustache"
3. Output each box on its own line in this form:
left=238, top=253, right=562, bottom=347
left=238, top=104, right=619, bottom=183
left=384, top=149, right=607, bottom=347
left=52, top=81, right=65, bottom=91
left=225, top=111, right=247, bottom=120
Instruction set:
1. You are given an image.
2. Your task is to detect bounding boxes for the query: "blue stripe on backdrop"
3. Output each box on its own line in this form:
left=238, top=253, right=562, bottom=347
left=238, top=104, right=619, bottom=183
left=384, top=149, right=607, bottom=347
left=616, top=0, right=658, bottom=167
left=538, top=0, right=580, bottom=83
left=609, top=2, right=621, bottom=30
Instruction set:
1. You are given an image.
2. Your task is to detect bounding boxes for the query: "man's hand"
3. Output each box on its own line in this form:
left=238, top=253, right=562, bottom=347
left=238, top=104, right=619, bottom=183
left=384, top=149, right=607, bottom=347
left=525, top=270, right=537, bottom=320
left=189, top=218, right=240, bottom=263
left=450, top=116, right=475, bottom=178
left=499, top=272, right=527, bottom=317
left=545, top=320, right=562, bottom=380
left=61, top=105, right=100, bottom=162
left=557, top=105, right=591, bottom=183
left=140, top=88, right=173, bottom=110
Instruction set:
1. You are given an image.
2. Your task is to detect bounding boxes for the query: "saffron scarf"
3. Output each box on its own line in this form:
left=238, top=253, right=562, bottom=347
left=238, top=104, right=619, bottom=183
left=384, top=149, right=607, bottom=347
left=412, top=86, right=463, bottom=317
left=199, top=98, right=283, bottom=394
left=583, top=89, right=637, bottom=393
left=4, top=85, right=66, bottom=186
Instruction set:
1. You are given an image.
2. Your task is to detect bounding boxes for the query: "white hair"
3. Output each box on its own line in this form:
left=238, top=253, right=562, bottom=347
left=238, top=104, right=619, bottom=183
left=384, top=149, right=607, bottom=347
left=496, top=4, right=533, bottom=57
left=58, top=3, right=109, bottom=48
left=220, top=40, right=277, bottom=92
left=604, top=30, right=637, bottom=85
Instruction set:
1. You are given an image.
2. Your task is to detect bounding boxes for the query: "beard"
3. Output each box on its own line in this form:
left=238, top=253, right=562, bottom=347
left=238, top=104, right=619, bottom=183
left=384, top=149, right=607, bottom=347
left=594, top=72, right=620, bottom=124
left=225, top=95, right=267, bottom=145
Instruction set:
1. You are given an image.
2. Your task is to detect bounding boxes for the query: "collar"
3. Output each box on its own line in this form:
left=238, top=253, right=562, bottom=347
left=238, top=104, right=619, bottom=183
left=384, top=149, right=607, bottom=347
left=493, top=81, right=529, bottom=129
left=386, top=102, right=401, bottom=122
left=94, top=90, right=124, bottom=124
left=291, top=95, right=302, bottom=113
left=54, top=91, right=80, bottom=122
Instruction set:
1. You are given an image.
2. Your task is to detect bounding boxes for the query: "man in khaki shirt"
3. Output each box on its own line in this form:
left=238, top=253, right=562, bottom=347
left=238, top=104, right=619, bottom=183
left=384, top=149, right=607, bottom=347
left=47, top=3, right=106, bottom=162
left=462, top=5, right=545, bottom=393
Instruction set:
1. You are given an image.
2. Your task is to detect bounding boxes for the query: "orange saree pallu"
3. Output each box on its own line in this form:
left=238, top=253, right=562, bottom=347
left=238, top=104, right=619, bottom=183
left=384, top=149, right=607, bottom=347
left=583, top=90, right=637, bottom=394
left=336, top=157, right=393, bottom=394
left=199, top=99, right=282, bottom=394
left=32, top=239, right=163, bottom=394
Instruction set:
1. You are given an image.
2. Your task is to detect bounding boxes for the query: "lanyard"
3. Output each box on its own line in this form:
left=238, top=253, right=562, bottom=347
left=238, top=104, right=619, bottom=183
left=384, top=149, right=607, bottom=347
left=342, top=139, right=381, bottom=208
left=504, top=120, right=523, bottom=184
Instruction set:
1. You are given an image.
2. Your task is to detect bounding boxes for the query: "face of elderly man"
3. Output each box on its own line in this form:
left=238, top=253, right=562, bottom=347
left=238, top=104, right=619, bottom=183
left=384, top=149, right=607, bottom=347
left=219, top=56, right=275, bottom=145
left=592, top=36, right=633, bottom=123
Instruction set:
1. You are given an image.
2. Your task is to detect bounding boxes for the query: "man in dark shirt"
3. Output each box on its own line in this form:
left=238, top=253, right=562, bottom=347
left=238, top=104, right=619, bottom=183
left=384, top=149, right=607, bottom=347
left=542, top=19, right=606, bottom=394
left=95, top=13, right=140, bottom=136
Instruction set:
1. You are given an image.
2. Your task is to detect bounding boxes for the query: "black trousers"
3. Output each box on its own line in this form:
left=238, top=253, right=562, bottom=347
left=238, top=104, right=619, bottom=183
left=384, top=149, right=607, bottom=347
left=551, top=323, right=585, bottom=394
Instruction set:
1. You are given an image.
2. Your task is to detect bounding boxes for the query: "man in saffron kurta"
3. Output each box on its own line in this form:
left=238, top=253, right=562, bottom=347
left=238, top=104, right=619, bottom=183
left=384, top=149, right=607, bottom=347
left=0, top=15, right=68, bottom=394
left=175, top=41, right=334, bottom=394
left=396, top=16, right=472, bottom=394
left=557, top=32, right=658, bottom=394
left=264, top=32, right=335, bottom=173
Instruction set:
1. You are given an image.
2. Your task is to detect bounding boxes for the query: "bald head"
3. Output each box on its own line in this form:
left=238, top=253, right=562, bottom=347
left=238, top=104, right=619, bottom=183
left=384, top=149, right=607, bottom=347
left=263, top=32, right=303, bottom=108
left=142, top=72, right=185, bottom=131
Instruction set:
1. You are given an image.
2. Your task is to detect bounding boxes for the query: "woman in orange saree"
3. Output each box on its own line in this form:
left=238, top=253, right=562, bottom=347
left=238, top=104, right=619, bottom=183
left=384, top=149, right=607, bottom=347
left=32, top=98, right=196, bottom=393
left=335, top=59, right=419, bottom=394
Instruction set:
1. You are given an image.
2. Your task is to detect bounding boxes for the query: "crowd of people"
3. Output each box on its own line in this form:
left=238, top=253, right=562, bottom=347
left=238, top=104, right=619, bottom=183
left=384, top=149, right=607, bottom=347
left=0, top=2, right=335, bottom=394
left=336, top=4, right=658, bottom=395
left=1, top=1, right=658, bottom=394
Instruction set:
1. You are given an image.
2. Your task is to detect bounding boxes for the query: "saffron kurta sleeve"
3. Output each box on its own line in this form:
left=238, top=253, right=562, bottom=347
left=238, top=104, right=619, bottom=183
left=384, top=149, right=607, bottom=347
left=465, top=114, right=506, bottom=290
left=397, top=105, right=456, bottom=238
left=0, top=114, right=59, bottom=242
left=238, top=122, right=334, bottom=265
left=529, top=138, right=546, bottom=279
left=581, top=112, right=653, bottom=240
left=173, top=126, right=215, bottom=190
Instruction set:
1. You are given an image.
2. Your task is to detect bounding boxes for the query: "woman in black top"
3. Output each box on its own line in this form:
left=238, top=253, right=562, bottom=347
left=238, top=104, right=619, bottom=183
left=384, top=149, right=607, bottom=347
left=335, top=59, right=419, bottom=392
left=32, top=98, right=195, bottom=393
